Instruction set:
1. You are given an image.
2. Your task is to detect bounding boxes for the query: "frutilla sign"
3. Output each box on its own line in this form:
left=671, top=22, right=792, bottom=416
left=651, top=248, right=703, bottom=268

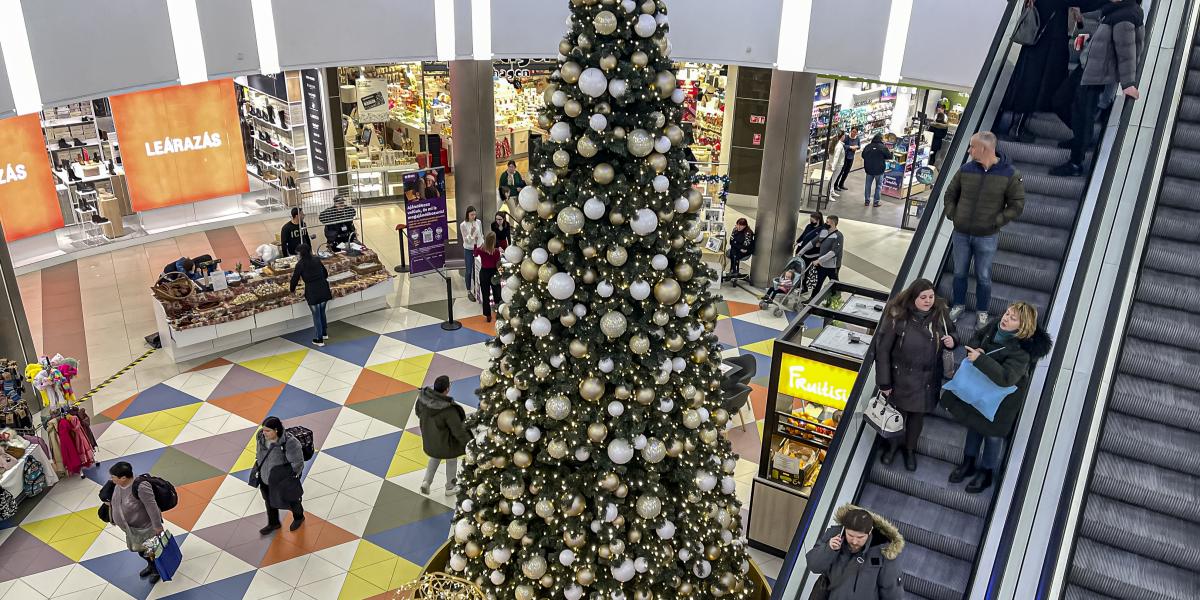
left=777, top=352, right=858, bottom=410
left=0, top=114, right=64, bottom=241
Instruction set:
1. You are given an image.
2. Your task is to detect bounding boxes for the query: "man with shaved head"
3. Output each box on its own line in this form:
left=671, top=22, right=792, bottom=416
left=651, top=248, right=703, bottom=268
left=943, top=131, right=1025, bottom=327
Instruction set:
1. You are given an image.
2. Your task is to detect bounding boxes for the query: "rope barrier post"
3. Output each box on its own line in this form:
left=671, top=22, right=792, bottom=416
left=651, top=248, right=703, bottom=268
left=394, top=224, right=410, bottom=273
left=434, top=265, right=462, bottom=331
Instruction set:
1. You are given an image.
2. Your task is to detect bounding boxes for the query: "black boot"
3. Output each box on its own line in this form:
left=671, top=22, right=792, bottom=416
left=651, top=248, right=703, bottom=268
left=880, top=443, right=897, bottom=466
left=139, top=561, right=155, bottom=578
left=903, top=449, right=917, bottom=472
left=965, top=469, right=994, bottom=494
left=949, top=458, right=976, bottom=483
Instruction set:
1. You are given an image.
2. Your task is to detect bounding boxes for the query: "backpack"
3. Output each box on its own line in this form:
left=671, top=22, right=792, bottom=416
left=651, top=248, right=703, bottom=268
left=135, top=474, right=178, bottom=511
left=287, top=426, right=315, bottom=461
left=23, top=457, right=46, bottom=498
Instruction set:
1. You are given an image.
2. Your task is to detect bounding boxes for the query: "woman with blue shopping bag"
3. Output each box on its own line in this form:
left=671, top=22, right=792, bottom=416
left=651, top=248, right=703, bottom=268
left=940, top=302, right=1052, bottom=494
left=106, top=462, right=171, bottom=583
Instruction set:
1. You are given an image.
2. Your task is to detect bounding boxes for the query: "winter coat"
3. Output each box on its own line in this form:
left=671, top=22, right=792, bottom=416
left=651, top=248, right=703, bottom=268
left=941, top=320, right=1054, bottom=438
left=842, top=134, right=861, bottom=160
left=795, top=222, right=828, bottom=258
left=874, top=308, right=955, bottom=413
left=729, top=228, right=756, bottom=260
left=1080, top=1, right=1145, bottom=88
left=498, top=171, right=526, bottom=200
left=290, top=257, right=333, bottom=305
left=815, top=230, right=845, bottom=269
left=944, top=152, right=1025, bottom=237
left=253, top=431, right=305, bottom=509
left=416, top=387, right=469, bottom=459
left=807, top=505, right=905, bottom=600
left=861, top=141, right=892, bottom=177
left=1003, top=0, right=1089, bottom=114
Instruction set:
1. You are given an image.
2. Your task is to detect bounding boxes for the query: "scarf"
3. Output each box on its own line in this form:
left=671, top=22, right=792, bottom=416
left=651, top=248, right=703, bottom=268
left=994, top=328, right=1017, bottom=345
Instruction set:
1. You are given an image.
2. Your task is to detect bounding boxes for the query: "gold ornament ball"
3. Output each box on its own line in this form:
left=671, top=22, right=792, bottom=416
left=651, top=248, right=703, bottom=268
left=593, top=10, right=618, bottom=35
left=598, top=545, right=611, bottom=560
left=616, top=483, right=629, bottom=498
left=578, top=136, right=599, bottom=157
left=515, top=585, right=535, bottom=600
left=582, top=245, right=598, bottom=258
left=675, top=262, right=694, bottom=281
left=614, top=385, right=631, bottom=399
left=576, top=567, right=595, bottom=586
left=534, top=362, right=551, bottom=378
left=678, top=582, right=694, bottom=596
left=538, top=113, right=554, bottom=129
left=719, top=572, right=737, bottom=591
left=522, top=219, right=536, bottom=233
left=641, top=0, right=655, bottom=13
left=700, top=304, right=718, bottom=321
left=683, top=409, right=701, bottom=429
left=520, top=258, right=539, bottom=281
left=596, top=101, right=612, bottom=115
left=526, top=297, right=543, bottom=313
left=548, top=439, right=569, bottom=459
left=561, top=61, right=582, bottom=83
left=668, top=439, right=684, bottom=457
left=579, top=376, right=605, bottom=401
left=648, top=152, right=668, bottom=173
left=653, top=309, right=670, bottom=326
left=558, top=40, right=574, bottom=55
left=601, top=472, right=620, bottom=490
left=564, top=99, right=583, bottom=119
left=514, top=450, right=533, bottom=468
left=564, top=530, right=587, bottom=548
left=569, top=338, right=589, bottom=357
left=706, top=544, right=723, bottom=561
left=537, top=199, right=556, bottom=219
left=522, top=555, right=549, bottom=579
left=485, top=553, right=500, bottom=570
left=560, top=312, right=577, bottom=327
left=632, top=51, right=649, bottom=66
left=634, top=591, right=654, bottom=600
left=582, top=268, right=597, bottom=284
left=493, top=456, right=508, bottom=469
left=610, top=539, right=625, bottom=555
left=606, top=245, right=628, bottom=266
left=666, top=335, right=684, bottom=352
left=685, top=437, right=697, bottom=452
left=481, top=521, right=498, bottom=537
left=509, top=521, right=527, bottom=539
left=700, top=428, right=719, bottom=445
left=498, top=409, right=517, bottom=434
left=465, top=541, right=482, bottom=558
left=553, top=148, right=572, bottom=166
left=692, top=346, right=709, bottom=364
left=629, top=528, right=642, bottom=543
left=593, top=163, right=615, bottom=185
left=480, top=369, right=497, bottom=387
left=713, top=408, right=729, bottom=426
left=609, top=211, right=626, bottom=225
left=538, top=263, right=558, bottom=284
left=587, top=422, right=608, bottom=442
left=665, top=124, right=685, bottom=146
left=654, top=278, right=683, bottom=304
left=577, top=32, right=593, bottom=50
left=636, top=387, right=655, bottom=405
left=601, top=54, right=618, bottom=71
left=547, top=237, right=565, bottom=253
left=671, top=235, right=686, bottom=250
left=540, top=575, right=555, bottom=588
left=613, top=126, right=626, bottom=139
left=629, top=334, right=651, bottom=355
left=535, top=499, right=555, bottom=518
left=688, top=188, right=704, bottom=211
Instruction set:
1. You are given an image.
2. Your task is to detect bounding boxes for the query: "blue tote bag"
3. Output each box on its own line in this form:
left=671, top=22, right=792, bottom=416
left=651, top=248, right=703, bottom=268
left=942, top=349, right=1017, bottom=421
left=152, top=531, right=183, bottom=581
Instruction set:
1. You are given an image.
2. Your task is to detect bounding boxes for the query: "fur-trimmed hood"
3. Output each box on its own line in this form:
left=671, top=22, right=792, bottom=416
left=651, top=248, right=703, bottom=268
left=834, top=504, right=905, bottom=561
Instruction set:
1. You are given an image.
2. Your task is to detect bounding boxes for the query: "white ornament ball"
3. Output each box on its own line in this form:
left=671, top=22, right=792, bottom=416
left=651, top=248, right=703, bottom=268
left=656, top=71, right=677, bottom=94
left=500, top=332, right=516, bottom=345
left=550, top=354, right=565, bottom=368
left=589, top=113, right=608, bottom=132
left=634, top=13, right=658, bottom=37
left=696, top=471, right=718, bottom=492
left=530, top=316, right=552, bottom=337
left=608, top=401, right=625, bottom=417
left=541, top=170, right=558, bottom=187
left=607, top=438, right=634, bottom=464
left=525, top=427, right=542, bottom=442
left=652, top=175, right=670, bottom=193
left=672, top=88, right=687, bottom=104
left=449, top=553, right=467, bottom=571
left=454, top=519, right=475, bottom=542
left=657, top=520, right=676, bottom=539
left=551, top=90, right=568, bottom=107
left=550, top=121, right=572, bottom=143
left=597, top=280, right=614, bottom=297
left=626, top=129, right=655, bottom=157
left=564, top=585, right=584, bottom=600
left=575, top=447, right=591, bottom=461
left=548, top=272, right=576, bottom=300
left=673, top=357, right=686, bottom=372
left=656, top=136, right=672, bottom=154
left=608, top=78, right=628, bottom=98
left=674, top=196, right=691, bottom=213
left=651, top=254, right=669, bottom=270
left=631, top=208, right=659, bottom=236
left=560, top=549, right=576, bottom=566
left=504, top=244, right=525, bottom=263
left=531, top=247, right=549, bottom=264
left=633, top=434, right=647, bottom=449
left=599, top=357, right=615, bottom=373
left=621, top=0, right=637, bottom=13
left=578, top=68, right=609, bottom=98
left=490, top=570, right=506, bottom=585
left=630, top=280, right=651, bottom=300
left=573, top=303, right=587, bottom=317
left=583, top=197, right=605, bottom=220
left=501, top=286, right=515, bottom=304
left=611, top=559, right=636, bottom=582
left=513, top=501, right=526, bottom=516
left=492, top=547, right=512, bottom=564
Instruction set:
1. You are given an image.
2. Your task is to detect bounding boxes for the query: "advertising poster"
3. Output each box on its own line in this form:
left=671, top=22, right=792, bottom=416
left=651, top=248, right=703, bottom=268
left=0, top=114, right=65, bottom=241
left=403, top=170, right=448, bottom=274
left=355, top=78, right=389, bottom=123
left=110, top=79, right=249, bottom=212
left=777, top=352, right=859, bottom=410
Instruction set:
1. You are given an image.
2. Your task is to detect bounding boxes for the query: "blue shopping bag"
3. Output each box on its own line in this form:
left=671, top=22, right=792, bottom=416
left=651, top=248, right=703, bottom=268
left=942, top=356, right=1017, bottom=421
left=152, top=532, right=182, bottom=581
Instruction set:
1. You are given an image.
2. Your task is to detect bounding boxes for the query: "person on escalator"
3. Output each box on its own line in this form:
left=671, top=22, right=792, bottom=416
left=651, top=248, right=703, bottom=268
left=806, top=505, right=905, bottom=600
left=1050, top=0, right=1145, bottom=177
left=944, top=132, right=1025, bottom=327
left=874, top=279, right=957, bottom=472
left=941, top=301, right=1053, bottom=494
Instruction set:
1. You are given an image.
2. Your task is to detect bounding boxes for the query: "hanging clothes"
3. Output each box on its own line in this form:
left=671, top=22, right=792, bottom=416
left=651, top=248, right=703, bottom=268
left=56, top=418, right=85, bottom=476
left=66, top=415, right=94, bottom=473
left=44, top=419, right=66, bottom=477
left=70, top=408, right=97, bottom=449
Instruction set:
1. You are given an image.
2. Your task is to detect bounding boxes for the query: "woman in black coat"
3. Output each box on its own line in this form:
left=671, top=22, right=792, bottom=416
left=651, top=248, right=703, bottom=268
left=289, top=244, right=334, bottom=347
left=874, top=278, right=957, bottom=471
left=941, top=301, right=1053, bottom=494
left=725, top=218, right=755, bottom=280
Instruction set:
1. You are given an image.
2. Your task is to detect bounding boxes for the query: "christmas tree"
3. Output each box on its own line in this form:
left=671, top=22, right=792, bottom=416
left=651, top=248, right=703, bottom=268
left=447, top=1, right=755, bottom=597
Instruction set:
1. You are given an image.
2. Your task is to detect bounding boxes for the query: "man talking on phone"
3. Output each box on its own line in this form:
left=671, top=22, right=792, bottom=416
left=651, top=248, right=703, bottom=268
left=806, top=505, right=905, bottom=600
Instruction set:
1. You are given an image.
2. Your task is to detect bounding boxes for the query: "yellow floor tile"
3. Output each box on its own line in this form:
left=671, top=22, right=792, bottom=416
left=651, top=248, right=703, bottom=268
left=338, top=572, right=386, bottom=600
left=742, top=338, right=774, bottom=356
left=387, top=557, right=423, bottom=589
left=349, top=540, right=396, bottom=571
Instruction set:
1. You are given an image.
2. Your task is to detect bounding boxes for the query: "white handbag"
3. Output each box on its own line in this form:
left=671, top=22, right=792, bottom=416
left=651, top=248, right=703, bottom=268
left=865, top=391, right=905, bottom=439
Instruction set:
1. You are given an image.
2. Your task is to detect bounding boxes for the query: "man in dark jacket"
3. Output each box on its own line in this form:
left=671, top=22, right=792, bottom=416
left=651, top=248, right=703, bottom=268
left=416, top=376, right=469, bottom=496
left=861, top=134, right=891, bottom=207
left=1051, top=0, right=1145, bottom=176
left=280, top=207, right=310, bottom=257
left=807, top=505, right=905, bottom=600
left=944, top=132, right=1025, bottom=326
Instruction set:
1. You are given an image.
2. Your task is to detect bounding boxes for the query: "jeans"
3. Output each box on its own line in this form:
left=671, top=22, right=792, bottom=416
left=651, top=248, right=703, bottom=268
left=260, top=484, right=304, bottom=526
left=423, top=457, right=458, bottom=487
left=863, top=173, right=884, bottom=205
left=308, top=301, right=328, bottom=340
left=834, top=157, right=854, bottom=189
left=1069, top=84, right=1105, bottom=165
left=951, top=232, right=999, bottom=311
left=963, top=429, right=1005, bottom=470
left=463, top=248, right=476, bottom=293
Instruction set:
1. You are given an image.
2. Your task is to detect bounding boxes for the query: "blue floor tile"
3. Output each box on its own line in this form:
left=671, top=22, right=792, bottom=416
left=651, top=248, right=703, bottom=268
left=269, top=386, right=341, bottom=420
left=120, top=385, right=204, bottom=419
left=160, top=570, right=254, bottom=600
left=447, top=375, right=481, bottom=409
left=84, top=447, right=166, bottom=485
left=365, top=510, right=454, bottom=566
left=385, top=324, right=492, bottom=352
left=322, top=431, right=404, bottom=477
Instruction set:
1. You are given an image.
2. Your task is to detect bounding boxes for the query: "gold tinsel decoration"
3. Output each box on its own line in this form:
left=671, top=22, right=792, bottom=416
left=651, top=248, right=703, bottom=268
left=391, top=573, right=484, bottom=600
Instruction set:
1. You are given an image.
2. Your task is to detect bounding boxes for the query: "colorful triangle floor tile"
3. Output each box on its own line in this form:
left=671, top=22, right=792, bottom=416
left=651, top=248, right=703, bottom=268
left=117, top=402, right=204, bottom=445
left=208, top=385, right=285, bottom=425
left=344, top=370, right=415, bottom=406
left=239, top=350, right=310, bottom=382
left=323, top=432, right=403, bottom=478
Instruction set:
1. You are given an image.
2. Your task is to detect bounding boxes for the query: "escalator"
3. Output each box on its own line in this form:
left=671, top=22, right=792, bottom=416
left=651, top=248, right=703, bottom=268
left=1061, top=30, right=1200, bottom=600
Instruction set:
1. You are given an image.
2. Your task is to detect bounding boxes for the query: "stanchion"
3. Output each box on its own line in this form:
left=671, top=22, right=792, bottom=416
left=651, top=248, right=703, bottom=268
left=434, top=265, right=462, bottom=331
left=394, top=224, right=410, bottom=273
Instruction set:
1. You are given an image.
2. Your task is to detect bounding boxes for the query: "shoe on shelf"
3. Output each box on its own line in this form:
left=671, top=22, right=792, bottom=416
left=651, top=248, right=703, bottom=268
left=903, top=449, right=917, bottom=472
left=879, top=444, right=897, bottom=466
left=419, top=482, right=430, bottom=495
left=259, top=523, right=281, bottom=535
left=72, top=137, right=85, bottom=147
left=444, top=485, right=461, bottom=496
left=977, top=311, right=990, bottom=327
left=57, top=138, right=69, bottom=149
left=948, top=305, right=966, bottom=321
left=312, top=339, right=325, bottom=347
left=1049, top=162, right=1083, bottom=177
left=965, top=469, right=994, bottom=494
left=289, top=516, right=305, bottom=531
left=949, top=459, right=976, bottom=483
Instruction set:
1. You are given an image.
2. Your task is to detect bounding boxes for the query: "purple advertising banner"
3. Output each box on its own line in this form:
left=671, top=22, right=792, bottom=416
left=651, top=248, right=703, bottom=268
left=403, top=171, right=449, bottom=274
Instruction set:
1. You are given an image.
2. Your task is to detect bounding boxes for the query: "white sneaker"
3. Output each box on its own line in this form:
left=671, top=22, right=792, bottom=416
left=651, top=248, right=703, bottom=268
left=948, top=305, right=965, bottom=321
left=977, top=311, right=990, bottom=326
left=444, top=485, right=461, bottom=496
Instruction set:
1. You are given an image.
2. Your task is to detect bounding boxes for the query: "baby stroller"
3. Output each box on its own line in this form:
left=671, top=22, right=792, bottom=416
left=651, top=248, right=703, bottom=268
left=759, top=259, right=817, bottom=317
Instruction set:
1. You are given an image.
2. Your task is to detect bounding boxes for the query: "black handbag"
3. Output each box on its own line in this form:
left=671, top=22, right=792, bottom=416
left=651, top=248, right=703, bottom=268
left=942, top=316, right=959, bottom=380
left=809, top=574, right=831, bottom=600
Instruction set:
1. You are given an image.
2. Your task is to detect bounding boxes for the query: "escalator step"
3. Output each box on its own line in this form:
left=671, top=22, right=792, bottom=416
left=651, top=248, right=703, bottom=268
left=1118, top=338, right=1200, bottom=394
left=1192, top=46, right=1200, bottom=70
left=867, top=452, right=991, bottom=517
left=1099, top=412, right=1200, bottom=477
left=1080, top=495, right=1200, bottom=573
left=915, top=414, right=968, bottom=465
left=859, top=483, right=982, bottom=563
left=1021, top=172, right=1087, bottom=200
left=989, top=257, right=1059, bottom=294
left=1069, top=538, right=1200, bottom=600
left=1160, top=176, right=1200, bottom=211
left=1110, top=374, right=1200, bottom=434
left=1090, top=452, right=1200, bottom=528
left=1165, top=148, right=1200, bottom=178
left=891, top=541, right=971, bottom=600
left=1173, top=122, right=1200, bottom=151
left=998, top=139, right=1075, bottom=166
left=936, top=278, right=1052, bottom=325
left=1179, top=95, right=1200, bottom=123
left=1127, top=302, right=1200, bottom=354
left=1144, top=237, right=1200, bottom=280
left=1026, top=112, right=1073, bottom=141
left=1133, top=270, right=1200, bottom=314
left=1019, top=193, right=1080, bottom=229
left=1064, top=585, right=1120, bottom=600
left=1151, top=206, right=1200, bottom=242
left=1186, top=70, right=1200, bottom=96
left=1001, top=220, right=1070, bottom=259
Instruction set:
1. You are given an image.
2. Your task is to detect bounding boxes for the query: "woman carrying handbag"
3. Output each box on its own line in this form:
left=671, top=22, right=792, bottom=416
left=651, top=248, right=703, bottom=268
left=873, top=279, right=957, bottom=471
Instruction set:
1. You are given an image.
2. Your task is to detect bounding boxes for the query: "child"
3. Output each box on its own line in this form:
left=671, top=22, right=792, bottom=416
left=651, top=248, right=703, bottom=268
left=761, top=269, right=797, bottom=306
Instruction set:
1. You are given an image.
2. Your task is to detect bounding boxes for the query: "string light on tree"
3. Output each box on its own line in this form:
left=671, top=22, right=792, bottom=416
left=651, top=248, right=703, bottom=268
left=449, top=0, right=754, bottom=597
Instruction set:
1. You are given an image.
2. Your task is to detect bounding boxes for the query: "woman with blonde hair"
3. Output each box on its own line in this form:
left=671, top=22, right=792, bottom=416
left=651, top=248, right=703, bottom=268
left=941, top=301, right=1052, bottom=494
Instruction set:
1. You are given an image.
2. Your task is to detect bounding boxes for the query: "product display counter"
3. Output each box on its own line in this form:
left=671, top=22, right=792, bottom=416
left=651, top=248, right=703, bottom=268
left=151, top=250, right=393, bottom=362
left=746, top=282, right=889, bottom=555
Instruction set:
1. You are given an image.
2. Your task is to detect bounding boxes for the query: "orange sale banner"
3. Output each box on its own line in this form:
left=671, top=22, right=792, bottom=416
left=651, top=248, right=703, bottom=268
left=0, top=113, right=65, bottom=241
left=110, top=79, right=248, bottom=212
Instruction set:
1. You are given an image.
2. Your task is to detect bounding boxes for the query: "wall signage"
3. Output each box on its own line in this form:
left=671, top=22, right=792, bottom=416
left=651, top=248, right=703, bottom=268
left=0, top=114, right=64, bottom=241
left=302, top=69, right=330, bottom=177
left=777, top=352, right=859, bottom=410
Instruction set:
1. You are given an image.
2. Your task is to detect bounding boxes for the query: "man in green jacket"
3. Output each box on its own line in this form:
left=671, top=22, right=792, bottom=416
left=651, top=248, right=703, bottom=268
left=944, top=131, right=1025, bottom=326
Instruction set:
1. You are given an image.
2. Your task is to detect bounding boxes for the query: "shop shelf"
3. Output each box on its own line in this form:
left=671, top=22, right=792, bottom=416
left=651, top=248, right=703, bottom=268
left=41, top=116, right=94, bottom=128
left=48, top=138, right=102, bottom=152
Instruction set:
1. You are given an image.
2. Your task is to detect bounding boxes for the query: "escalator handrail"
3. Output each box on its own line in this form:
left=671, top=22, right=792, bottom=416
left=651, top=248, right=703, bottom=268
left=768, top=2, right=1023, bottom=597
left=1032, top=2, right=1200, bottom=597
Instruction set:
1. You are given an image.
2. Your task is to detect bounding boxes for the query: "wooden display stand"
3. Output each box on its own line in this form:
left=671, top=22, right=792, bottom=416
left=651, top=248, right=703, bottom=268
left=98, top=192, right=125, bottom=238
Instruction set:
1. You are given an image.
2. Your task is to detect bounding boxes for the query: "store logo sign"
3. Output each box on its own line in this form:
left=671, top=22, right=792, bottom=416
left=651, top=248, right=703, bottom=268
left=0, top=163, right=28, bottom=185
left=144, top=132, right=223, bottom=157
left=749, top=115, right=766, bottom=124
left=778, top=353, right=858, bottom=410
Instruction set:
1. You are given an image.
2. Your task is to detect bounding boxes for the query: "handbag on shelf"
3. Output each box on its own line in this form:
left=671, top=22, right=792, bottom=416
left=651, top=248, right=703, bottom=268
left=865, top=391, right=905, bottom=439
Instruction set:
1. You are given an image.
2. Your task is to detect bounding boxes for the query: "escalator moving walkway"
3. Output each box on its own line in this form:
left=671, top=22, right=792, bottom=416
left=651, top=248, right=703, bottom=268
left=1063, top=33, right=1200, bottom=600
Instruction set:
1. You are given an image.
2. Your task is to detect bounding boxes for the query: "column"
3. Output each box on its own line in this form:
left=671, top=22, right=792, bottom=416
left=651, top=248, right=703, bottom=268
left=0, top=223, right=40, bottom=407
left=749, top=71, right=817, bottom=288
left=448, top=60, right=498, bottom=222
